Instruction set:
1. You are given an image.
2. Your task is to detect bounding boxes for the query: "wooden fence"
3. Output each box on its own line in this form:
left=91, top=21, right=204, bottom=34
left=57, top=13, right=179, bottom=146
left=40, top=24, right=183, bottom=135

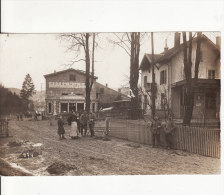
left=106, top=119, right=220, bottom=158
left=0, top=119, right=9, bottom=138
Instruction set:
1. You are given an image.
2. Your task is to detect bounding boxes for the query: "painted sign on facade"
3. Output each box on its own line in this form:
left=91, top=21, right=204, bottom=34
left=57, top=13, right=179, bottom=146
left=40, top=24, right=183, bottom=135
left=49, top=82, right=85, bottom=88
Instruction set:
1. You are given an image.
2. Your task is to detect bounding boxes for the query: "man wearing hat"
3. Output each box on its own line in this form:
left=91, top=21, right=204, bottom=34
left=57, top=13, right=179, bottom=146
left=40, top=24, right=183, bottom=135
left=150, top=116, right=161, bottom=148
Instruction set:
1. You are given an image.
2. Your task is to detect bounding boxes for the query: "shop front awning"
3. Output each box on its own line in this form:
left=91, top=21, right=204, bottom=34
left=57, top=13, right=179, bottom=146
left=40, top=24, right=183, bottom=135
left=171, top=79, right=220, bottom=89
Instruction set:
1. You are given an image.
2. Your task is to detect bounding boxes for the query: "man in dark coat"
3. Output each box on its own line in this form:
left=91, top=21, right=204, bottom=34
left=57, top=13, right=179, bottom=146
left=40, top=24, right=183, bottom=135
left=80, top=111, right=88, bottom=136
left=164, top=116, right=176, bottom=149
left=57, top=115, right=65, bottom=139
left=150, top=116, right=161, bottom=148
left=88, top=112, right=96, bottom=137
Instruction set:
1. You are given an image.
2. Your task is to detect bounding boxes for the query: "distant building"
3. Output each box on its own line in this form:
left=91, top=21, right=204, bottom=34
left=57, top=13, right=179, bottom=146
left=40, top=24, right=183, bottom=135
left=44, top=68, right=128, bottom=115
left=140, top=33, right=220, bottom=119
left=118, top=87, right=131, bottom=97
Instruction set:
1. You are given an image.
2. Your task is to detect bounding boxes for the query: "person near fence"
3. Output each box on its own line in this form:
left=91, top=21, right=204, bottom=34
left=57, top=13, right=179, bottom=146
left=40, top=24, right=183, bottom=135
left=89, top=112, right=96, bottom=137
left=164, top=116, right=176, bottom=149
left=57, top=115, right=66, bottom=140
left=80, top=111, right=89, bottom=136
left=150, top=116, right=161, bottom=148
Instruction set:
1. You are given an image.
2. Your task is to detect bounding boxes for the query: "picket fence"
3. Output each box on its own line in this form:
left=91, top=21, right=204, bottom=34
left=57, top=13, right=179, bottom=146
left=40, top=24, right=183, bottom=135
left=0, top=119, right=9, bottom=138
left=104, top=119, right=220, bottom=158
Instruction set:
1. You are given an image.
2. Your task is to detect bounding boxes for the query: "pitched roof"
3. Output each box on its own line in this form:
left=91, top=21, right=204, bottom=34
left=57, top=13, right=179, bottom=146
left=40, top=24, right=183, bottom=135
left=140, top=34, right=220, bottom=68
left=139, top=54, right=163, bottom=70
left=44, top=68, right=98, bottom=79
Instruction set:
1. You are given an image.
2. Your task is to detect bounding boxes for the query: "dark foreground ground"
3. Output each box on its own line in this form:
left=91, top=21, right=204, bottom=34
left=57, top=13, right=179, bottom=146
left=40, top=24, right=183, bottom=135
left=0, top=119, right=220, bottom=176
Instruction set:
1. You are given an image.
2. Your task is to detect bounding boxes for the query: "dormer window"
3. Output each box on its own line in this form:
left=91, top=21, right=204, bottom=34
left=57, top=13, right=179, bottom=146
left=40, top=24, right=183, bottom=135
left=69, top=74, right=76, bottom=81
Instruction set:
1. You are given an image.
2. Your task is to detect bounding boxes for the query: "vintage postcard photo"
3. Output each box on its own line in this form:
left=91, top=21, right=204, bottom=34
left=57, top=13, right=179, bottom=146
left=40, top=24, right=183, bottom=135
left=0, top=32, right=221, bottom=176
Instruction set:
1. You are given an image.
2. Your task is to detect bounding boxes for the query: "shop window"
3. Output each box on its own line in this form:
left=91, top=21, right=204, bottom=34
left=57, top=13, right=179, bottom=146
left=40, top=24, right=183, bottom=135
left=208, top=70, right=215, bottom=79
left=61, top=103, right=68, bottom=112
left=69, top=74, right=76, bottom=81
left=69, top=103, right=76, bottom=112
left=160, top=70, right=167, bottom=85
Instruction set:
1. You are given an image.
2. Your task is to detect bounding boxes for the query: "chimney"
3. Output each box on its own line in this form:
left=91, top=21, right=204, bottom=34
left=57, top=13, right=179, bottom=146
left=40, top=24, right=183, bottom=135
left=216, top=36, right=221, bottom=49
left=164, top=39, right=169, bottom=52
left=106, top=83, right=108, bottom=87
left=54, top=70, right=56, bottom=73
left=174, top=32, right=181, bottom=48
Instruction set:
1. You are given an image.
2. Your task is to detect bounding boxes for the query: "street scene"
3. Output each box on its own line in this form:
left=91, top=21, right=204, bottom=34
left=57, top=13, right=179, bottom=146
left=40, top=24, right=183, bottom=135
left=0, top=32, right=221, bottom=175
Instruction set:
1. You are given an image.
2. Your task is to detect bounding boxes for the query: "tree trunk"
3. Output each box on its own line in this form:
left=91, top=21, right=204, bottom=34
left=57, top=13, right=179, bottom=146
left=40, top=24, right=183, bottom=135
left=85, top=33, right=91, bottom=113
left=182, top=32, right=202, bottom=125
left=151, top=32, right=156, bottom=119
left=129, top=32, right=140, bottom=119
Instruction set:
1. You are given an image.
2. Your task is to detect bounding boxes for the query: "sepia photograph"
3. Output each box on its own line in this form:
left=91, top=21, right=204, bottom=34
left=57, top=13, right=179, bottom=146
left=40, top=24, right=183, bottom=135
left=0, top=32, right=221, bottom=176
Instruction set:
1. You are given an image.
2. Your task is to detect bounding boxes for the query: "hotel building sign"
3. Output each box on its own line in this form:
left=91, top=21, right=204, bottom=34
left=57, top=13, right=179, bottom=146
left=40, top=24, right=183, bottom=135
left=49, top=82, right=85, bottom=88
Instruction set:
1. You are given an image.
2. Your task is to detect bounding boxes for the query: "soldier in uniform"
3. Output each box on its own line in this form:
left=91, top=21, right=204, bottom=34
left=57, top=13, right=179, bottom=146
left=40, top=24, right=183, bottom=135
left=164, top=116, right=176, bottom=149
left=57, top=115, right=65, bottom=139
left=80, top=111, right=89, bottom=136
left=150, top=116, right=161, bottom=148
left=88, top=112, right=96, bottom=137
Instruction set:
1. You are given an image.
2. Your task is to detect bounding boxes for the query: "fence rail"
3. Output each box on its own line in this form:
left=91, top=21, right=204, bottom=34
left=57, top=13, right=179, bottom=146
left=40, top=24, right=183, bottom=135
left=106, top=119, right=220, bottom=158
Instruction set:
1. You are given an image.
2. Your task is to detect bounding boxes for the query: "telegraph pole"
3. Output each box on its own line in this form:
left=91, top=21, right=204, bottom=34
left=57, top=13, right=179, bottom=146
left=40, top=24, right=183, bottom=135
left=151, top=32, right=156, bottom=119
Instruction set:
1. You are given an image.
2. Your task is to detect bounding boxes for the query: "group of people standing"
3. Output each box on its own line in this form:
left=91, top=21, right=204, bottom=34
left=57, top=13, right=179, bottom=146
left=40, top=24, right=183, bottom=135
left=57, top=110, right=96, bottom=140
left=149, top=115, right=176, bottom=149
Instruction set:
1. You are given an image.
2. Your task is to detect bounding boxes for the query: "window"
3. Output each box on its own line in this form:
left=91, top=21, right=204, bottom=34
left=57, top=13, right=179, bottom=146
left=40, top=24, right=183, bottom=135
left=161, top=93, right=166, bottom=110
left=62, top=93, right=68, bottom=95
left=144, top=76, right=147, bottom=87
left=69, top=74, right=76, bottom=81
left=96, top=93, right=99, bottom=99
left=160, top=70, right=167, bottom=85
left=208, top=70, right=215, bottom=79
left=92, top=103, right=95, bottom=112
left=144, top=95, right=148, bottom=110
left=48, top=103, right=52, bottom=113
left=100, top=88, right=104, bottom=94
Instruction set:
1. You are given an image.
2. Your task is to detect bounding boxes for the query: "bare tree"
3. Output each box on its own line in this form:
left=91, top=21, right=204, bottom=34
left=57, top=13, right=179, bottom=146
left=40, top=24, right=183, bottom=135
left=59, top=33, right=97, bottom=113
left=109, top=33, right=146, bottom=119
left=182, top=32, right=202, bottom=125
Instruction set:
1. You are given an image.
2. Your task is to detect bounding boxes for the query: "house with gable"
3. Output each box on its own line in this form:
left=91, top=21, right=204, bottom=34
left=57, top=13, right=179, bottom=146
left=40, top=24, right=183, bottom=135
left=139, top=33, right=220, bottom=120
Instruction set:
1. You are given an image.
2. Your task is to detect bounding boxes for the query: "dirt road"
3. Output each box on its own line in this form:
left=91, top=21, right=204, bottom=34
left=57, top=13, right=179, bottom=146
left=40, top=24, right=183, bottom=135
left=0, top=119, right=220, bottom=175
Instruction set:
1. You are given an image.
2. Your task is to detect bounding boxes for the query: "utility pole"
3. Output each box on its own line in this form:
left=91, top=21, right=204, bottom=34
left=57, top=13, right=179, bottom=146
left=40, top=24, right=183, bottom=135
left=40, top=83, right=43, bottom=94
left=151, top=32, right=156, bottom=119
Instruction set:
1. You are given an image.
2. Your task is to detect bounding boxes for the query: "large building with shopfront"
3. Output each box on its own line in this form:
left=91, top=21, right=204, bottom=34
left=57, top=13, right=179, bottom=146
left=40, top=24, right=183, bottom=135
left=44, top=68, right=128, bottom=115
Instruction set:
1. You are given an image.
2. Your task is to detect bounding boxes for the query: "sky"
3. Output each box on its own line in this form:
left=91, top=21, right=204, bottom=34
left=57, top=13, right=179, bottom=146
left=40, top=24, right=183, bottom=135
left=0, top=32, right=219, bottom=91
